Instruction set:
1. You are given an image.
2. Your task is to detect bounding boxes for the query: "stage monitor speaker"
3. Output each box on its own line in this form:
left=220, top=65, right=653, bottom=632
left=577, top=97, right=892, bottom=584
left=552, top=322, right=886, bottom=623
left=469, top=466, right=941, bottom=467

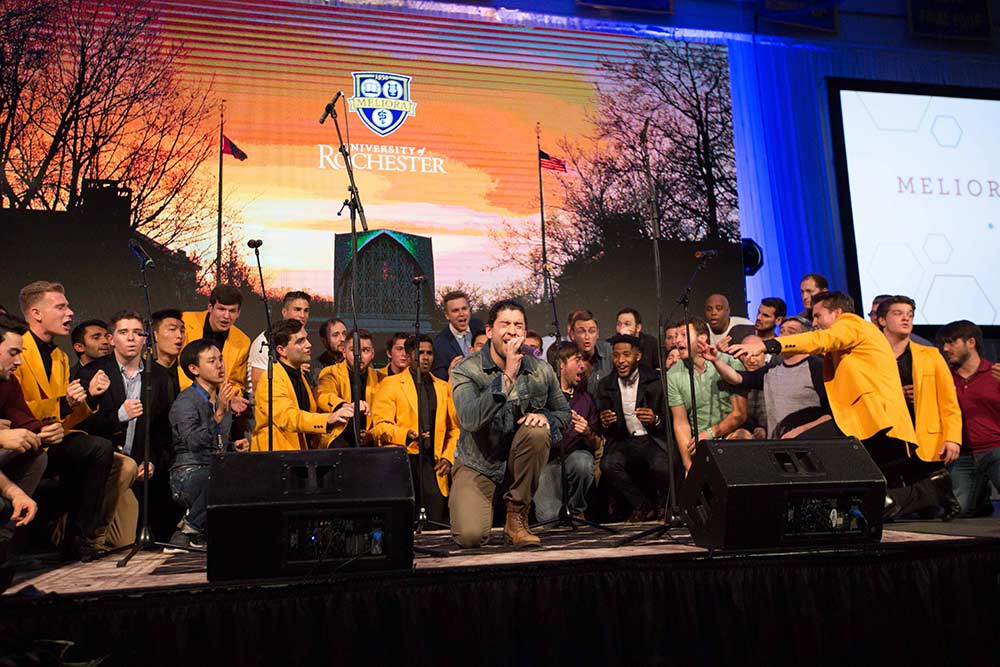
left=206, top=447, right=414, bottom=582
left=679, top=438, right=886, bottom=550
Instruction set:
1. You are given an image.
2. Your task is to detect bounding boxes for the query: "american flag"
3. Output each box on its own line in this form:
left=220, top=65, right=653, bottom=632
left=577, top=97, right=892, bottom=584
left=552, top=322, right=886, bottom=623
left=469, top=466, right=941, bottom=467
left=538, top=149, right=567, bottom=172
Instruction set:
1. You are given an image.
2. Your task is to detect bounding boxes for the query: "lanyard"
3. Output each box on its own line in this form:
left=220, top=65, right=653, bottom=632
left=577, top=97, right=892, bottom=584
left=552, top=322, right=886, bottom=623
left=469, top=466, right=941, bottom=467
left=193, top=383, right=224, bottom=449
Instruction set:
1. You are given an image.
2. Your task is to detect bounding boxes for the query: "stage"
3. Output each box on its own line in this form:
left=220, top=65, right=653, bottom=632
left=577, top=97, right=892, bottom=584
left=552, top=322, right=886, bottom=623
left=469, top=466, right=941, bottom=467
left=1, top=519, right=999, bottom=666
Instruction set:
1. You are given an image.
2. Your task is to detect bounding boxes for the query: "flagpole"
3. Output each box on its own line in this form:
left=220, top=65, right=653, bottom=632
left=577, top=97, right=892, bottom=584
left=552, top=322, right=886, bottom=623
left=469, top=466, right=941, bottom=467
left=535, top=123, right=548, bottom=304
left=217, top=101, right=225, bottom=288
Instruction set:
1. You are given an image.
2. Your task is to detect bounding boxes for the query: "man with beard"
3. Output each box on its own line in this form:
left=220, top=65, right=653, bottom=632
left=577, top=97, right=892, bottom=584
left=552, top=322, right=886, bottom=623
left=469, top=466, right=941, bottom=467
left=534, top=341, right=601, bottom=523
left=314, top=317, right=347, bottom=381
left=754, top=298, right=786, bottom=342
left=371, top=334, right=459, bottom=524
left=596, top=335, right=670, bottom=521
left=729, top=291, right=961, bottom=520
left=937, top=320, right=1000, bottom=516
left=15, top=281, right=115, bottom=560
left=449, top=300, right=570, bottom=548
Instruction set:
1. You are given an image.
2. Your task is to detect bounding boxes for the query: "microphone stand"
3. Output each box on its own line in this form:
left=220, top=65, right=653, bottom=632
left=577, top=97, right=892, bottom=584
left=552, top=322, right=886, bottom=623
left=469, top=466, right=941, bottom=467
left=118, top=244, right=199, bottom=566
left=410, top=277, right=449, bottom=534
left=617, top=121, right=692, bottom=547
left=618, top=256, right=712, bottom=546
left=409, top=277, right=450, bottom=558
left=251, top=243, right=275, bottom=452
left=322, top=92, right=366, bottom=447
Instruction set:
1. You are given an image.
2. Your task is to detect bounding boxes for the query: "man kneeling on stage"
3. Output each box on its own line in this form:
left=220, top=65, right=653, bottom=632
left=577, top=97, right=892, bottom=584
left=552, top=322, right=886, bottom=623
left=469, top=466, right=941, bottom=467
left=729, top=291, right=961, bottom=520
left=449, top=300, right=570, bottom=548
left=371, top=334, right=459, bottom=524
left=167, top=340, right=249, bottom=550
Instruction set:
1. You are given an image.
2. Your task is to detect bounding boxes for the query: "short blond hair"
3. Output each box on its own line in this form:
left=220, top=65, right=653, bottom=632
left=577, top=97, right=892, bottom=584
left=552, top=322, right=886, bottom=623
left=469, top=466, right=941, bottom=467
left=19, top=281, right=65, bottom=315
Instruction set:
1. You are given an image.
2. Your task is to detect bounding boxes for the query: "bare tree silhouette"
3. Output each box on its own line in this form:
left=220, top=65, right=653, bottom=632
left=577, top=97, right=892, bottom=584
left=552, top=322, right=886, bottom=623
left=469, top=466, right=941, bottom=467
left=491, top=40, right=738, bottom=288
left=0, top=0, right=215, bottom=247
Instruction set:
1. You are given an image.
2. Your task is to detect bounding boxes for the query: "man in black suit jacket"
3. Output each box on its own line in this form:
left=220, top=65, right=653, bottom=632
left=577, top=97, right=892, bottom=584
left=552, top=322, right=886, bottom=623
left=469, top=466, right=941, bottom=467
left=78, top=310, right=179, bottom=541
left=595, top=334, right=672, bottom=522
left=431, top=290, right=484, bottom=380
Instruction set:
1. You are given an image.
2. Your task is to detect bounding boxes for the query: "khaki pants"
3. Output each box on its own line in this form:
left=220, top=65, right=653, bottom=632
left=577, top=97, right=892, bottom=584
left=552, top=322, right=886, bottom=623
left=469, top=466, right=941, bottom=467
left=449, top=425, right=549, bottom=548
left=94, top=453, right=139, bottom=549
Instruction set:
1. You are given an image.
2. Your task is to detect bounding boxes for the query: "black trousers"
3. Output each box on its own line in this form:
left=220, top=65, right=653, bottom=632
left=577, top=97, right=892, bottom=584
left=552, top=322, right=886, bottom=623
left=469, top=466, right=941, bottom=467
left=134, top=468, right=184, bottom=543
left=409, top=452, right=448, bottom=525
left=797, top=422, right=946, bottom=516
left=600, top=436, right=671, bottom=512
left=44, top=432, right=114, bottom=540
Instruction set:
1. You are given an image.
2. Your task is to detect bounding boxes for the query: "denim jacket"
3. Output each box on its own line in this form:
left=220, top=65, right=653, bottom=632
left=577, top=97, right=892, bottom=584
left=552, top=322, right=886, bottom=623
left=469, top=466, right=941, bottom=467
left=169, top=384, right=234, bottom=468
left=451, top=346, right=570, bottom=483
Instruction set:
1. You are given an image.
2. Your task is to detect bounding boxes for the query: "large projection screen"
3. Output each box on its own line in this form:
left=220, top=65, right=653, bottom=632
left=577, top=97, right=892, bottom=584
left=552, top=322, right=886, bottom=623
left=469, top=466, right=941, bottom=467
left=828, top=78, right=1000, bottom=328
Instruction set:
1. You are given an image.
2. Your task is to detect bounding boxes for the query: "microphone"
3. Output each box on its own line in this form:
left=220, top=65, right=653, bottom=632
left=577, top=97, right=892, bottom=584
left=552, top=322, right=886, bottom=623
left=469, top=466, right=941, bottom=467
left=694, top=249, right=718, bottom=259
left=411, top=275, right=427, bottom=285
left=247, top=239, right=263, bottom=249
left=318, top=91, right=343, bottom=124
left=128, top=239, right=155, bottom=269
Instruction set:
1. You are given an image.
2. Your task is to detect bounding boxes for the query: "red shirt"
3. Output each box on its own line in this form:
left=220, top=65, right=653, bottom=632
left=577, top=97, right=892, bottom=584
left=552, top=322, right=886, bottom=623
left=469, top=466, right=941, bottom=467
left=952, top=358, right=1000, bottom=454
left=0, top=375, right=45, bottom=433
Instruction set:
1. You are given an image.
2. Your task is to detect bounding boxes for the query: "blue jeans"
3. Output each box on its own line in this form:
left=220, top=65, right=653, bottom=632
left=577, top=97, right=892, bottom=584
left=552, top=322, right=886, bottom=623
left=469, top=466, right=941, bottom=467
left=948, top=448, right=1000, bottom=516
left=170, top=465, right=210, bottom=533
left=534, top=449, right=595, bottom=522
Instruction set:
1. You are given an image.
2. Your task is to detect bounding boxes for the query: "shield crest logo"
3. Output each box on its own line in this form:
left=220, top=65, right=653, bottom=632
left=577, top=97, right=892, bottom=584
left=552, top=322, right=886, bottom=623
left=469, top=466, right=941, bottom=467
left=348, top=72, right=417, bottom=137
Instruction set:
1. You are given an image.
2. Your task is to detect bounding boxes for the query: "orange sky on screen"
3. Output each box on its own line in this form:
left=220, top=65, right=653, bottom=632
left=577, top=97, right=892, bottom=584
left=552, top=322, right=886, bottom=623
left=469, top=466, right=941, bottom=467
left=155, top=0, right=634, bottom=296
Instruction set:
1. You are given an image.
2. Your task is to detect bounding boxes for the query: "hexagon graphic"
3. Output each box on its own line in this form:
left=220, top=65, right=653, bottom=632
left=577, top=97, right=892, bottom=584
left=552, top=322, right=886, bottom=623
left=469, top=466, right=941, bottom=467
left=855, top=92, right=931, bottom=132
left=867, top=243, right=924, bottom=295
left=922, top=234, right=952, bottom=264
left=923, top=275, right=997, bottom=324
left=930, top=115, right=962, bottom=148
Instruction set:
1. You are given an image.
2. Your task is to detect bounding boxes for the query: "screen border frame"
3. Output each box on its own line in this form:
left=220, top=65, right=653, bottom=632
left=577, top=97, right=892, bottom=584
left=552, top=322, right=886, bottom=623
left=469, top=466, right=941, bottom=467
left=826, top=76, right=1000, bottom=339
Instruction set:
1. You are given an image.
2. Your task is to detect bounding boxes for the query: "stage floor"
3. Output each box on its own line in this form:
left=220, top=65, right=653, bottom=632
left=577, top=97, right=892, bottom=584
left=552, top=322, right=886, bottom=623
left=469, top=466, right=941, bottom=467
left=6, top=517, right=998, bottom=598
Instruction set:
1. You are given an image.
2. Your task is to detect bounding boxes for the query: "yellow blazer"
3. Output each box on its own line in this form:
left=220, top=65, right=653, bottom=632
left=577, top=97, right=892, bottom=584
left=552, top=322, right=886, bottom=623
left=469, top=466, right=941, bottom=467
left=777, top=313, right=917, bottom=445
left=910, top=342, right=963, bottom=462
left=370, top=370, right=459, bottom=497
left=14, top=332, right=91, bottom=430
left=251, top=363, right=329, bottom=452
left=315, top=362, right=381, bottom=441
left=180, top=311, right=250, bottom=395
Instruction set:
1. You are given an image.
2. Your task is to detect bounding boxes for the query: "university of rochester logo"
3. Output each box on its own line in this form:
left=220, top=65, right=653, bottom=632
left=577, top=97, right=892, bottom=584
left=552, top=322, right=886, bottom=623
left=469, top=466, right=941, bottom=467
left=348, top=72, right=417, bottom=137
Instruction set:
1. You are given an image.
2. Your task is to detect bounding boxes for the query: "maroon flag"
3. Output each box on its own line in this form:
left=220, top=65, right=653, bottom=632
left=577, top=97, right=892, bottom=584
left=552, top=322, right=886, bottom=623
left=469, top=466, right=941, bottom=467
left=538, top=149, right=567, bottom=172
left=222, top=135, right=247, bottom=161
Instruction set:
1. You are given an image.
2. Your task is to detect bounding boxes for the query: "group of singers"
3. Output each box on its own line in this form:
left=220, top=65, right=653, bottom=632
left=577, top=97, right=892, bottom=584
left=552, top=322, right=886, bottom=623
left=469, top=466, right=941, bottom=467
left=0, top=275, right=997, bottom=573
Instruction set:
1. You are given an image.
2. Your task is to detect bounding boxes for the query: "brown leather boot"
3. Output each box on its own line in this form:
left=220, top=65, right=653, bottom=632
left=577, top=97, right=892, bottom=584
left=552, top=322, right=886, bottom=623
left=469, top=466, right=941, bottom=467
left=504, top=502, right=541, bottom=548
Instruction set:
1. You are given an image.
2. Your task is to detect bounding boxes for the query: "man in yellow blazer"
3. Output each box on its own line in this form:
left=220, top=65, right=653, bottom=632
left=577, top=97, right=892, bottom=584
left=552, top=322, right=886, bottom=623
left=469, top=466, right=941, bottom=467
left=729, top=291, right=959, bottom=520
left=252, top=319, right=352, bottom=452
left=14, top=281, right=118, bottom=560
left=316, top=329, right=381, bottom=447
left=876, top=296, right=962, bottom=519
left=371, top=334, right=459, bottom=523
left=180, top=285, right=250, bottom=412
